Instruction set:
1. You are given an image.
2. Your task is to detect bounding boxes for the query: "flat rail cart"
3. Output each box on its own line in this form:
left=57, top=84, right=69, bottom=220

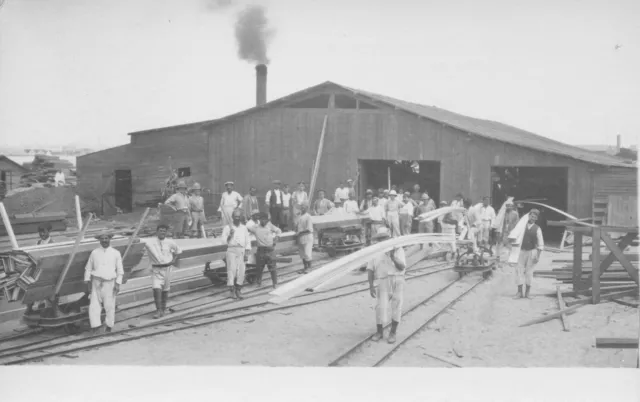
left=316, top=225, right=365, bottom=258
left=453, top=240, right=497, bottom=279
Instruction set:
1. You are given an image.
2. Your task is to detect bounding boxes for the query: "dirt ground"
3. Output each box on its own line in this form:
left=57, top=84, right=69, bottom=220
left=32, top=250, right=639, bottom=367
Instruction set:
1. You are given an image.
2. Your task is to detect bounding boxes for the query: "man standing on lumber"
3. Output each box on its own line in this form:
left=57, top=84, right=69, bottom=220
left=164, top=180, right=191, bottom=239
left=514, top=209, right=544, bottom=299
left=265, top=180, right=284, bottom=229
left=242, top=186, right=260, bottom=223
left=313, top=189, right=334, bottom=216
left=249, top=212, right=282, bottom=288
left=222, top=209, right=252, bottom=299
left=367, top=229, right=407, bottom=344
left=37, top=223, right=54, bottom=245
left=145, top=224, right=182, bottom=318
left=83, top=231, right=124, bottom=334
left=385, top=190, right=404, bottom=238
left=296, top=202, right=314, bottom=274
left=189, top=183, right=206, bottom=238
left=218, top=181, right=243, bottom=227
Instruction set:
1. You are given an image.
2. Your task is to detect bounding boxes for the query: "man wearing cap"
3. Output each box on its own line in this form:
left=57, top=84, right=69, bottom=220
left=399, top=192, right=415, bottom=235
left=265, top=180, right=284, bottom=229
left=477, top=197, right=496, bottom=250
left=144, top=224, right=182, bottom=318
left=245, top=209, right=261, bottom=231
left=218, top=182, right=243, bottom=227
left=313, top=189, right=334, bottom=216
left=84, top=231, right=124, bottom=334
left=164, top=181, right=191, bottom=239
left=334, top=181, right=349, bottom=208
left=249, top=212, right=282, bottom=288
left=37, top=223, right=54, bottom=245
left=514, top=209, right=544, bottom=299
left=365, top=197, right=385, bottom=245
left=296, top=202, right=314, bottom=274
left=242, top=186, right=260, bottom=223
left=367, top=229, right=407, bottom=344
left=384, top=190, right=404, bottom=238
left=416, top=193, right=437, bottom=233
left=221, top=209, right=252, bottom=299
left=189, top=183, right=206, bottom=238
left=497, top=202, right=519, bottom=260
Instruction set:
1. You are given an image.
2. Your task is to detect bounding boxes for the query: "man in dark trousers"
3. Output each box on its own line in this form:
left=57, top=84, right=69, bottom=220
left=265, top=180, right=285, bottom=229
left=514, top=209, right=544, bottom=299
left=248, top=212, right=282, bottom=288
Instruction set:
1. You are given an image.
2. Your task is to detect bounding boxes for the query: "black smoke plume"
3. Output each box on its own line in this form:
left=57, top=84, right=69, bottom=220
left=234, top=5, right=275, bottom=65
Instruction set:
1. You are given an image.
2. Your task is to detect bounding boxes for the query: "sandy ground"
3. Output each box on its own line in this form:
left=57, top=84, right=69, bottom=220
left=29, top=250, right=638, bottom=367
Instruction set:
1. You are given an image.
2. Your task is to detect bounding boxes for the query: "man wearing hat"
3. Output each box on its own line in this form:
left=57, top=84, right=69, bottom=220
left=248, top=212, right=282, bottom=288
left=399, top=192, right=415, bottom=235
left=477, top=197, right=496, bottom=250
left=313, top=189, right=334, bottom=216
left=497, top=202, right=519, bottom=260
left=367, top=228, right=407, bottom=344
left=218, top=181, right=243, bottom=226
left=164, top=180, right=191, bottom=239
left=83, top=231, right=124, bottom=334
left=282, top=184, right=292, bottom=230
left=384, top=190, right=404, bottom=238
left=144, top=224, right=183, bottom=318
left=242, top=186, right=260, bottom=223
left=514, top=209, right=544, bottom=299
left=189, top=183, right=206, bottom=238
left=265, top=180, right=284, bottom=229
left=416, top=193, right=436, bottom=233
left=221, top=209, right=252, bottom=299
left=295, top=201, right=314, bottom=274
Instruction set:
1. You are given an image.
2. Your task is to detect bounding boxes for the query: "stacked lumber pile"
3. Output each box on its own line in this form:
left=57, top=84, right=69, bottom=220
left=535, top=255, right=639, bottom=288
left=0, top=251, right=40, bottom=301
left=20, top=155, right=76, bottom=187
left=0, top=211, right=68, bottom=237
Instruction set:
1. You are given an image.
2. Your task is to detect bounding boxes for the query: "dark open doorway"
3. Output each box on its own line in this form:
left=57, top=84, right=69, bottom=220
left=491, top=166, right=568, bottom=243
left=114, top=169, right=133, bottom=213
left=359, top=159, right=440, bottom=202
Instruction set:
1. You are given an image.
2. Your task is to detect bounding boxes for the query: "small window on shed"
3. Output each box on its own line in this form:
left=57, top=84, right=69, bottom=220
left=358, top=100, right=378, bottom=110
left=288, top=94, right=330, bottom=109
left=177, top=167, right=191, bottom=178
left=334, top=94, right=358, bottom=109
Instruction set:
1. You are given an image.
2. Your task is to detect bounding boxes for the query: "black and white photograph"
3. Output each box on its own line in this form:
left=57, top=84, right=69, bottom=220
left=0, top=0, right=638, bottom=400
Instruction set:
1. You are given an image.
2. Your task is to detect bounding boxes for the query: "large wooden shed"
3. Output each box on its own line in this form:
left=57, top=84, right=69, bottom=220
left=77, top=75, right=637, bottom=239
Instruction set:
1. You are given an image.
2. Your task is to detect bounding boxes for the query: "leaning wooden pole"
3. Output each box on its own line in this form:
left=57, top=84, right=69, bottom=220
left=53, top=213, right=93, bottom=297
left=121, top=207, right=150, bottom=263
left=75, top=195, right=83, bottom=231
left=308, top=115, right=329, bottom=205
left=0, top=202, right=19, bottom=250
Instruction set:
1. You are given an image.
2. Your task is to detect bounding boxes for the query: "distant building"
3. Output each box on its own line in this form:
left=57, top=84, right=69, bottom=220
left=0, top=155, right=29, bottom=198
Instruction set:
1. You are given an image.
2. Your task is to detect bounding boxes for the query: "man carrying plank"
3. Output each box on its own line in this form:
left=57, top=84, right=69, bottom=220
left=145, top=224, right=183, bottom=318
left=514, top=209, right=544, bottom=299
left=249, top=212, right=282, bottom=288
left=367, top=229, right=407, bottom=344
left=296, top=202, right=314, bottom=274
left=83, top=231, right=124, bottom=334
left=222, top=209, right=252, bottom=299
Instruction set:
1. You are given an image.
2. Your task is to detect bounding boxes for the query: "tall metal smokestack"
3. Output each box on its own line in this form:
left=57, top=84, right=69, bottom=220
left=256, top=64, right=267, bottom=106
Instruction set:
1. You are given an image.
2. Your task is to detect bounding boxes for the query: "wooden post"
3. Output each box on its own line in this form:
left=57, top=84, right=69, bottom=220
left=308, top=115, right=328, bottom=205
left=556, top=285, right=570, bottom=331
left=572, top=232, right=583, bottom=290
left=75, top=195, right=82, bottom=231
left=0, top=202, right=19, bottom=250
left=121, top=208, right=150, bottom=263
left=560, top=229, right=568, bottom=250
left=387, top=166, right=391, bottom=190
left=54, top=213, right=93, bottom=296
left=592, top=228, right=601, bottom=304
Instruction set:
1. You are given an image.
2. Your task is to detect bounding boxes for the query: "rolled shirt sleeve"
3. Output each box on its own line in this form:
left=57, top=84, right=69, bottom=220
left=536, top=227, right=544, bottom=251
left=115, top=252, right=124, bottom=285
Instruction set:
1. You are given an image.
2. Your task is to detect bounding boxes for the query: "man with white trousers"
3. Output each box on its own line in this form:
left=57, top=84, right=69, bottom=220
left=222, top=209, right=252, bottom=299
left=514, top=209, right=544, bottom=299
left=84, top=231, right=124, bottom=335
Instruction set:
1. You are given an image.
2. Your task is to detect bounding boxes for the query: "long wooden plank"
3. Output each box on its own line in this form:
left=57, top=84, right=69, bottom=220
left=54, top=214, right=93, bottom=296
left=519, top=304, right=585, bottom=328
left=308, top=115, right=328, bottom=206
left=595, top=338, right=639, bottom=349
left=556, top=285, right=570, bottom=331
left=573, top=232, right=583, bottom=290
left=565, top=288, right=638, bottom=307
left=592, top=228, right=601, bottom=304
left=570, top=226, right=639, bottom=233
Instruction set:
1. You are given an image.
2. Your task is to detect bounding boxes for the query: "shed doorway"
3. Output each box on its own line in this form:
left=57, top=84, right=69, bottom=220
left=114, top=169, right=133, bottom=213
left=359, top=159, right=441, bottom=202
left=490, top=166, right=568, bottom=243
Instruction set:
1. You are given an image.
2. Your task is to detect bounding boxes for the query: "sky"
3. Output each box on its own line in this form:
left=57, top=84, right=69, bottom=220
left=0, top=0, right=639, bottom=150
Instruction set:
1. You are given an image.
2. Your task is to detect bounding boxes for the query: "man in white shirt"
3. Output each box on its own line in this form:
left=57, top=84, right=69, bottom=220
left=515, top=209, right=544, bottom=299
left=84, top=231, right=124, bottom=334
left=265, top=180, right=285, bottom=229
left=334, top=182, right=349, bottom=207
left=221, top=209, right=252, bottom=299
left=245, top=209, right=260, bottom=231
left=450, top=193, right=465, bottom=232
left=218, top=181, right=243, bottom=226
left=399, top=192, right=415, bottom=235
left=248, top=212, right=282, bottom=288
left=367, top=229, right=407, bottom=344
left=282, top=184, right=292, bottom=231
left=477, top=196, right=496, bottom=250
left=144, top=224, right=182, bottom=318
left=343, top=193, right=360, bottom=214
left=164, top=180, right=190, bottom=239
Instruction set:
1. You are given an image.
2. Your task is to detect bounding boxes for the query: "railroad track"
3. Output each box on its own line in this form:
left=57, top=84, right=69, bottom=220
left=327, top=275, right=485, bottom=367
left=0, top=259, right=454, bottom=365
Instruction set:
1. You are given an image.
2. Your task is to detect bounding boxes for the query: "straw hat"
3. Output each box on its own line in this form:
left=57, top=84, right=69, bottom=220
left=176, top=180, right=187, bottom=189
left=421, top=193, right=429, bottom=200
left=389, top=190, right=397, bottom=196
left=191, top=183, right=201, bottom=190
left=94, top=230, right=115, bottom=240
left=224, top=181, right=234, bottom=186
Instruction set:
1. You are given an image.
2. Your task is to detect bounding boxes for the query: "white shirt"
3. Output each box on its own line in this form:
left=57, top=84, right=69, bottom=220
left=145, top=237, right=182, bottom=265
left=368, top=205, right=385, bottom=221
left=84, top=246, right=124, bottom=284
left=218, top=191, right=243, bottom=211
left=478, top=205, right=496, bottom=225
left=526, top=223, right=545, bottom=251
left=366, top=247, right=407, bottom=279
left=246, top=219, right=258, bottom=231
left=334, top=187, right=349, bottom=202
left=343, top=200, right=359, bottom=214
left=282, top=192, right=291, bottom=208
left=265, top=189, right=283, bottom=206
left=400, top=201, right=414, bottom=216
left=221, top=224, right=252, bottom=251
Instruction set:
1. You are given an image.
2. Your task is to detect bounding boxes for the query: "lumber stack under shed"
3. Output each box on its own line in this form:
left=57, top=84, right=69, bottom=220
left=0, top=211, right=67, bottom=236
